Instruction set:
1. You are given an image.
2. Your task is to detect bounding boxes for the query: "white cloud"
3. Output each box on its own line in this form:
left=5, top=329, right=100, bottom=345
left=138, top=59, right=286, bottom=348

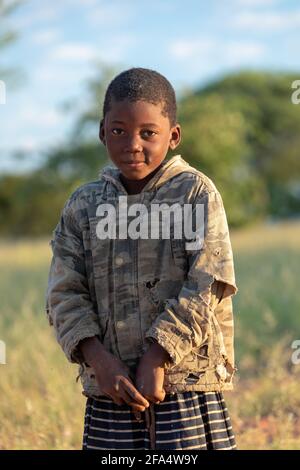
left=49, top=43, right=98, bottom=61
left=167, top=37, right=267, bottom=85
left=225, top=41, right=266, bottom=63
left=14, top=4, right=62, bottom=31
left=86, top=2, right=133, bottom=27
left=19, top=107, right=63, bottom=127
left=233, top=10, right=300, bottom=31
left=95, top=34, right=136, bottom=62
left=30, top=29, right=60, bottom=46
left=48, top=34, right=135, bottom=64
left=33, top=64, right=73, bottom=83
left=169, top=38, right=216, bottom=59
left=234, top=0, right=278, bottom=6
left=0, top=97, right=69, bottom=164
left=169, top=37, right=266, bottom=64
left=17, top=136, right=40, bottom=153
left=0, top=133, right=40, bottom=154
left=69, top=0, right=100, bottom=5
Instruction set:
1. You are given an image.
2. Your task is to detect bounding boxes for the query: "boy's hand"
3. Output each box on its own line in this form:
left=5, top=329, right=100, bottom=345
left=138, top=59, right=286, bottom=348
left=135, top=342, right=170, bottom=405
left=94, top=351, right=150, bottom=412
left=79, top=337, right=150, bottom=413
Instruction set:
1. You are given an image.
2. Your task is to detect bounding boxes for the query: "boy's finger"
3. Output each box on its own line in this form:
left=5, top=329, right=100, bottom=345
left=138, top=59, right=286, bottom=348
left=124, top=382, right=150, bottom=407
left=121, top=389, right=149, bottom=410
left=127, top=401, right=147, bottom=412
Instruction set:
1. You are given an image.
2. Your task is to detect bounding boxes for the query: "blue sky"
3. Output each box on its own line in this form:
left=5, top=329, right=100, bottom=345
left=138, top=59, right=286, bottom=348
left=0, top=0, right=300, bottom=173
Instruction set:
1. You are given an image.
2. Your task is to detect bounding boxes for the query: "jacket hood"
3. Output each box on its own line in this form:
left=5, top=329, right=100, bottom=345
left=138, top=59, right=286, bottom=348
left=98, top=155, right=195, bottom=192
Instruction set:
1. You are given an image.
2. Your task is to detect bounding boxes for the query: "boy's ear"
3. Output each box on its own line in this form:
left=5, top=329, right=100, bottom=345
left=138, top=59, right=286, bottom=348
left=99, top=119, right=106, bottom=145
left=169, top=123, right=181, bottom=150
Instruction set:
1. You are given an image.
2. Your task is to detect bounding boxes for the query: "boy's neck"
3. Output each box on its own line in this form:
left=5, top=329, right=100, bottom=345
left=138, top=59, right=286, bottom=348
left=119, top=163, right=163, bottom=195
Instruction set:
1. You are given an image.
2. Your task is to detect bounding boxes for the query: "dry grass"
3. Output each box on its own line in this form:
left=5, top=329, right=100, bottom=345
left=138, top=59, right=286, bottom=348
left=0, top=220, right=299, bottom=449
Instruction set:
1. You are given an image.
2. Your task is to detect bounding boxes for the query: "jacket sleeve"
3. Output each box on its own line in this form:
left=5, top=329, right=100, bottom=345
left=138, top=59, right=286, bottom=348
left=45, top=197, right=101, bottom=364
left=144, top=189, right=238, bottom=369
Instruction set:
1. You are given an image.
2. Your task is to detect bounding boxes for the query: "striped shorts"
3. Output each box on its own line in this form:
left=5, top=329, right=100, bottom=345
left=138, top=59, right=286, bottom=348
left=82, top=391, right=237, bottom=450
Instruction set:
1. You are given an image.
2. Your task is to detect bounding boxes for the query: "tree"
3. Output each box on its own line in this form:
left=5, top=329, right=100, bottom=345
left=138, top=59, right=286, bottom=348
left=178, top=71, right=300, bottom=225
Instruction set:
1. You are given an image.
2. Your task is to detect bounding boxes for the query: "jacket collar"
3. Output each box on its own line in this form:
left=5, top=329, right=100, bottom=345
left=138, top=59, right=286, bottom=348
left=98, top=155, right=193, bottom=193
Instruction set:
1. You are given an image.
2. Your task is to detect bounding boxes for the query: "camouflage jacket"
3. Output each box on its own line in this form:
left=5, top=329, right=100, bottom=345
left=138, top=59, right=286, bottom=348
left=46, top=155, right=238, bottom=398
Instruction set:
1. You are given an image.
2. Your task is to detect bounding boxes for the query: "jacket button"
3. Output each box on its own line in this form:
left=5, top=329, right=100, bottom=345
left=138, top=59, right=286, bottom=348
left=116, top=320, right=126, bottom=330
left=115, top=256, right=124, bottom=266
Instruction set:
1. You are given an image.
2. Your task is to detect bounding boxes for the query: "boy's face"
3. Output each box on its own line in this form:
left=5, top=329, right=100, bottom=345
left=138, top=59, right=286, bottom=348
left=99, top=99, right=181, bottom=180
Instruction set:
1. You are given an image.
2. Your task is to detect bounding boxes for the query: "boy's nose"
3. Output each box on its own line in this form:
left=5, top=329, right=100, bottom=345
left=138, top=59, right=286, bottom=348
left=124, top=135, right=143, bottom=153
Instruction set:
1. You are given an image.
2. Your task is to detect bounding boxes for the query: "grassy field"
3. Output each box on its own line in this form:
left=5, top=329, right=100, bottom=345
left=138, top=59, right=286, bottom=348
left=0, top=220, right=300, bottom=449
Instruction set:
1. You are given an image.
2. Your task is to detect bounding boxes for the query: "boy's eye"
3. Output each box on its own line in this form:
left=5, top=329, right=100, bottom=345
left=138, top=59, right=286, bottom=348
left=111, top=128, right=124, bottom=135
left=111, top=128, right=157, bottom=137
left=142, top=130, right=156, bottom=138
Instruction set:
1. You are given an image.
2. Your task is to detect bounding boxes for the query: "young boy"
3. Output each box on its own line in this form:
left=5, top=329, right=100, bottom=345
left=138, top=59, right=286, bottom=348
left=46, top=67, right=238, bottom=450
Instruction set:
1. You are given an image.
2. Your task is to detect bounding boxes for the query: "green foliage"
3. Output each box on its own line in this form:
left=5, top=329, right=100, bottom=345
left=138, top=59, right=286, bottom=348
left=43, top=141, right=108, bottom=181
left=178, top=92, right=267, bottom=226
left=0, top=172, right=78, bottom=236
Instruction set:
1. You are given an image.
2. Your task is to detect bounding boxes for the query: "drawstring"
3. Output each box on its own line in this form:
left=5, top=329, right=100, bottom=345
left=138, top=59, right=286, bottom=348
left=145, top=404, right=156, bottom=449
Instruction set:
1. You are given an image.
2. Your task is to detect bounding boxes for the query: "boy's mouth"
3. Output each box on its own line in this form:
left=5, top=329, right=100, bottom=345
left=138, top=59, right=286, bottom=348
left=123, top=161, right=145, bottom=168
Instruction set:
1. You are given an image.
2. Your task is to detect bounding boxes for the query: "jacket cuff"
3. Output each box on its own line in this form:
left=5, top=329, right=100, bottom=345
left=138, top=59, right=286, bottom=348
left=144, top=327, right=192, bottom=369
left=61, top=317, right=101, bottom=365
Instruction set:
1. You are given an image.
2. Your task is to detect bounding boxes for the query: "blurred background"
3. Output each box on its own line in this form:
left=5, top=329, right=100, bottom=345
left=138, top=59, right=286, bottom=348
left=0, top=0, right=299, bottom=449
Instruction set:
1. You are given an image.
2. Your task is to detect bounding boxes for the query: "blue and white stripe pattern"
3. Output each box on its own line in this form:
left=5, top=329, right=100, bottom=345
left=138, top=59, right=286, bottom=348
left=82, top=391, right=236, bottom=450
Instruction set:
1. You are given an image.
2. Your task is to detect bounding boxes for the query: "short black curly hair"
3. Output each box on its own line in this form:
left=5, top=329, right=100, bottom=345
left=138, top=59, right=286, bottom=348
left=102, top=67, right=177, bottom=126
